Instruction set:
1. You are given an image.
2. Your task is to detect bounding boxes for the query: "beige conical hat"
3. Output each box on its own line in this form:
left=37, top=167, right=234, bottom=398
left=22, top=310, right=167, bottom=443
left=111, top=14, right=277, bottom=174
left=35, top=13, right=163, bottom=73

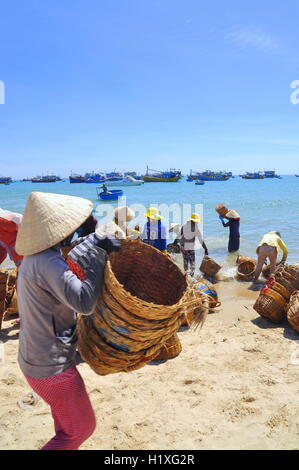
left=95, top=220, right=126, bottom=239
left=225, top=210, right=240, bottom=219
left=114, top=206, right=135, bottom=223
left=16, top=192, right=93, bottom=256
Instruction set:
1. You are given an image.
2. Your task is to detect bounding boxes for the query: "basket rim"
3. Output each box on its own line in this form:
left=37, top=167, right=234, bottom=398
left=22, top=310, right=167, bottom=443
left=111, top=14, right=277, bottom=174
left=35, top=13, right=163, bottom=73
left=106, top=239, right=189, bottom=309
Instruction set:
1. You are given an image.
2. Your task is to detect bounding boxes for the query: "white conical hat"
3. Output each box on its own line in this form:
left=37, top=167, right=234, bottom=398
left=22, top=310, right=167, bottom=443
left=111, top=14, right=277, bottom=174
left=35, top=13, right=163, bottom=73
left=114, top=206, right=135, bottom=222
left=95, top=220, right=126, bottom=239
left=16, top=192, right=93, bottom=256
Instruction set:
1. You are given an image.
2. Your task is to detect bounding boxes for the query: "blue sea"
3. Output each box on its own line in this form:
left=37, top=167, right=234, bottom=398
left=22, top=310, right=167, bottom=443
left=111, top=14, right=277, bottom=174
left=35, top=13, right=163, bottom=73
left=1, top=176, right=298, bottom=266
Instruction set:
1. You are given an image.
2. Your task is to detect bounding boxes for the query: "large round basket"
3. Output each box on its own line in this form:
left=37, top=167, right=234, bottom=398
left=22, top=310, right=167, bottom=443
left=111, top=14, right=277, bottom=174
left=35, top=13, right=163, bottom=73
left=253, top=289, right=287, bottom=323
left=77, top=239, right=205, bottom=375
left=287, top=291, right=299, bottom=332
left=153, top=333, right=182, bottom=361
left=200, top=256, right=222, bottom=277
left=237, top=260, right=256, bottom=281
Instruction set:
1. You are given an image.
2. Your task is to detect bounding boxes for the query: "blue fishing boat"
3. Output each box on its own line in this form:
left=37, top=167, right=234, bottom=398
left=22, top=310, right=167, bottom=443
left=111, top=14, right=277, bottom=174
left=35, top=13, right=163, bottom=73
left=69, top=173, right=86, bottom=183
left=0, top=176, right=12, bottom=185
left=97, top=188, right=123, bottom=200
left=188, top=170, right=230, bottom=181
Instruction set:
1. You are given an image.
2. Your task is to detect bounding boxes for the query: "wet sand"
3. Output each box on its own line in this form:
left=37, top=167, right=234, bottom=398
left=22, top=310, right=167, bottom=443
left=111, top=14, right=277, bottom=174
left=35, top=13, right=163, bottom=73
left=1, top=273, right=299, bottom=450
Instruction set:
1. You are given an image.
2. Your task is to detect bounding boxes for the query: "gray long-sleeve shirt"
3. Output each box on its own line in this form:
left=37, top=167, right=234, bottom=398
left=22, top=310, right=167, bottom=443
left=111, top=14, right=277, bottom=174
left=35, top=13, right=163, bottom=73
left=17, top=244, right=107, bottom=378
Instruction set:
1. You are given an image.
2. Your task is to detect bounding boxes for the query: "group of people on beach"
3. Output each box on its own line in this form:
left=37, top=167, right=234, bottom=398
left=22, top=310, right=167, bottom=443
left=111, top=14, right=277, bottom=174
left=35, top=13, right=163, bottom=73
left=0, top=192, right=289, bottom=450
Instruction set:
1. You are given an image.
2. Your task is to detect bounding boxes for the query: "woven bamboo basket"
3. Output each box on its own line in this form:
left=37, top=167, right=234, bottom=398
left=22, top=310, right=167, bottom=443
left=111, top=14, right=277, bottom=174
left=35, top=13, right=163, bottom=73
left=5, top=291, right=18, bottom=315
left=0, top=270, right=8, bottom=290
left=287, top=291, right=299, bottom=332
left=78, top=239, right=206, bottom=375
left=237, top=260, right=256, bottom=281
left=181, top=291, right=210, bottom=327
left=153, top=333, right=182, bottom=361
left=200, top=256, right=222, bottom=277
left=236, top=255, right=255, bottom=266
left=215, top=204, right=229, bottom=217
left=262, top=262, right=280, bottom=280
left=253, top=289, right=287, bottom=323
left=195, top=280, right=221, bottom=309
left=167, top=243, right=181, bottom=254
left=274, top=270, right=297, bottom=293
left=269, top=281, right=291, bottom=302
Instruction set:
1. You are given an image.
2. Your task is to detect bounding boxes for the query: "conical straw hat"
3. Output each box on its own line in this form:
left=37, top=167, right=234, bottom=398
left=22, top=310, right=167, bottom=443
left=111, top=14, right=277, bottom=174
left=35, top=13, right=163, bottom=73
left=225, top=210, right=240, bottom=220
left=16, top=192, right=93, bottom=256
left=95, top=220, right=126, bottom=239
left=114, top=206, right=135, bottom=223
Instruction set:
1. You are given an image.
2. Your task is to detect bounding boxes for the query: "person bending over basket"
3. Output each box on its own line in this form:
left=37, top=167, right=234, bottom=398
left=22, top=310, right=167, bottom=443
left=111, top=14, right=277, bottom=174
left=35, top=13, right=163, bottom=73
left=141, top=207, right=167, bottom=252
left=177, top=214, right=208, bottom=277
left=254, top=231, right=288, bottom=282
left=15, top=192, right=120, bottom=451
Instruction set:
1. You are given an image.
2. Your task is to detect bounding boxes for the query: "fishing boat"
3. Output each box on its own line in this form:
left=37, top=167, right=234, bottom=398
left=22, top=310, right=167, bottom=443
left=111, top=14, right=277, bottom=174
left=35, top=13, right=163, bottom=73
left=188, top=170, right=230, bottom=181
left=264, top=170, right=281, bottom=179
left=96, top=188, right=123, bottom=200
left=85, top=172, right=106, bottom=183
left=142, top=166, right=181, bottom=182
left=195, top=180, right=205, bottom=185
left=240, top=172, right=265, bottom=180
left=0, top=177, right=12, bottom=185
left=69, top=173, right=86, bottom=183
left=105, top=176, right=144, bottom=186
left=31, top=175, right=57, bottom=183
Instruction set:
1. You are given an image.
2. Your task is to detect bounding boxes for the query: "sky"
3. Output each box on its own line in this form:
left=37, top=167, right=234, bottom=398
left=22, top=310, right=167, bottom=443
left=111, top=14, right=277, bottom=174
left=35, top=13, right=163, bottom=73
left=0, top=0, right=299, bottom=178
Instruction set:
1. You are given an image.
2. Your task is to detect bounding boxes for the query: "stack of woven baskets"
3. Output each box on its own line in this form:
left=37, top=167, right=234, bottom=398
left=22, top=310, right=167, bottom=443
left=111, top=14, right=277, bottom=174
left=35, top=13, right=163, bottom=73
left=77, top=239, right=208, bottom=375
left=0, top=268, right=18, bottom=329
left=254, top=263, right=299, bottom=327
left=236, top=255, right=256, bottom=282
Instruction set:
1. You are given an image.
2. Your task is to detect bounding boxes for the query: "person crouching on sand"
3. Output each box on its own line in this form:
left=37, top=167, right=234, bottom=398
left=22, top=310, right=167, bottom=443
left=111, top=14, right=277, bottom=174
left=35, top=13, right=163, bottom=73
left=15, top=191, right=120, bottom=451
left=254, top=231, right=288, bottom=282
left=218, top=209, right=240, bottom=253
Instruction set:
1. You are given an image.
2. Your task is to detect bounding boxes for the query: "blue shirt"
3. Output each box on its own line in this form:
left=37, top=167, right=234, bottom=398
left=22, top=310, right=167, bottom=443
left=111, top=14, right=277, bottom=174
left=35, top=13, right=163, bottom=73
left=141, top=220, right=167, bottom=252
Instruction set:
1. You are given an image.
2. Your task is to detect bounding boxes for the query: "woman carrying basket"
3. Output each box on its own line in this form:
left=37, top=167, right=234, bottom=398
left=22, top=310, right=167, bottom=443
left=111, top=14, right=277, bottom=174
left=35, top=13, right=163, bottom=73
left=15, top=192, right=120, bottom=450
left=219, top=209, right=240, bottom=253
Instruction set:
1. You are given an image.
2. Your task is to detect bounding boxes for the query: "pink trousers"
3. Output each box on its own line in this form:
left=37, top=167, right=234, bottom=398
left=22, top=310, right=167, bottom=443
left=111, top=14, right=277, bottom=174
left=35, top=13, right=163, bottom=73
left=25, top=365, right=96, bottom=450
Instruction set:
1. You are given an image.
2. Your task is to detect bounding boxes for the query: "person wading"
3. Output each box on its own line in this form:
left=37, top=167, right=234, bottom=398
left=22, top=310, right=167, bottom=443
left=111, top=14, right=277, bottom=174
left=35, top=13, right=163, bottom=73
left=15, top=192, right=120, bottom=450
left=219, top=209, right=240, bottom=253
left=254, top=231, right=288, bottom=282
left=178, top=214, right=208, bottom=277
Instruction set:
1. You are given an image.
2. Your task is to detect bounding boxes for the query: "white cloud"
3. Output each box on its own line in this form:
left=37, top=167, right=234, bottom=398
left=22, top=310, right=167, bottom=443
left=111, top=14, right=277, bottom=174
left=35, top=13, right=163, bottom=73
left=226, top=26, right=283, bottom=55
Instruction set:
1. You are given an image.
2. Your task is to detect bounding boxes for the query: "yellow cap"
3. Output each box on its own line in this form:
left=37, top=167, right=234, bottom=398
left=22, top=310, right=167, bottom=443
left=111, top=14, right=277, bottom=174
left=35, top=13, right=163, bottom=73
left=144, top=207, right=162, bottom=220
left=188, top=213, right=201, bottom=223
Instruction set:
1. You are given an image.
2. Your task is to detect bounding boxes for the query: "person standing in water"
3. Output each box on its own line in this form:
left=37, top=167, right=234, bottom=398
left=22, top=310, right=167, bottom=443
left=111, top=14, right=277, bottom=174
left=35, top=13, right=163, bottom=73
left=219, top=209, right=240, bottom=253
left=178, top=214, right=208, bottom=277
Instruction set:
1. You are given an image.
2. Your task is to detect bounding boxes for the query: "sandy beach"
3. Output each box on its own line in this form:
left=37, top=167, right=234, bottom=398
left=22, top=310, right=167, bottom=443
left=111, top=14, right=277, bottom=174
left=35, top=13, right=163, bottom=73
left=1, top=277, right=299, bottom=451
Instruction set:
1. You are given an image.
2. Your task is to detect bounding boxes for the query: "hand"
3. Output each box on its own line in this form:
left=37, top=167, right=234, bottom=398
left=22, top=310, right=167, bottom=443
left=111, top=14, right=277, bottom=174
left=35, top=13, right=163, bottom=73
left=94, top=235, right=121, bottom=254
